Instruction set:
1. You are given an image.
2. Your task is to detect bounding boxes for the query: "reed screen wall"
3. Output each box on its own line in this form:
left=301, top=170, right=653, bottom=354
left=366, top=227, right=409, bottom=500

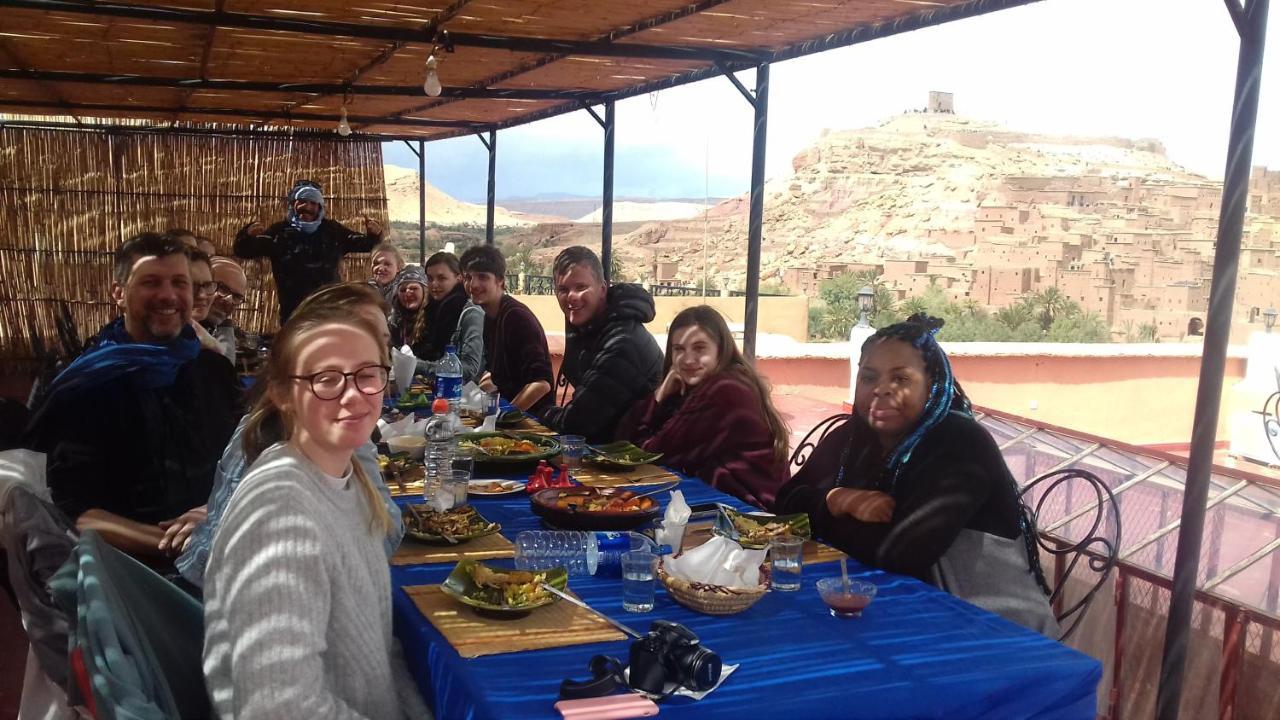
left=0, top=125, right=388, bottom=372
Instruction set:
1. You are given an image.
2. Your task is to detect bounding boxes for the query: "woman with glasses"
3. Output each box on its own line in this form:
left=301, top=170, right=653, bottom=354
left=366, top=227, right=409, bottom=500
left=202, top=282, right=428, bottom=719
left=176, top=283, right=403, bottom=585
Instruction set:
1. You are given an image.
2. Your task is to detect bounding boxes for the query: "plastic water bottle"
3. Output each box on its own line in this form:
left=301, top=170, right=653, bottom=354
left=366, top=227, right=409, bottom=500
left=436, top=345, right=463, bottom=416
left=423, top=398, right=454, bottom=506
left=514, top=531, right=658, bottom=577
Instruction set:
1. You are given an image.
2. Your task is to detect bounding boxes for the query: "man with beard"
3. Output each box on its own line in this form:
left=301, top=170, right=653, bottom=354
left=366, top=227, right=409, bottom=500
left=234, top=180, right=383, bottom=324
left=22, top=232, right=241, bottom=560
left=541, top=246, right=663, bottom=442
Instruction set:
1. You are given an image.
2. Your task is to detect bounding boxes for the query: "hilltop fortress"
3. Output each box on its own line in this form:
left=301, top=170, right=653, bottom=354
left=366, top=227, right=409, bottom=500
left=629, top=109, right=1279, bottom=341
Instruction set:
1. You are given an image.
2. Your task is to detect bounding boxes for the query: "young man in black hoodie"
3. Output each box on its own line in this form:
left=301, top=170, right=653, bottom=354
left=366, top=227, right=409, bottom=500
left=542, top=246, right=663, bottom=442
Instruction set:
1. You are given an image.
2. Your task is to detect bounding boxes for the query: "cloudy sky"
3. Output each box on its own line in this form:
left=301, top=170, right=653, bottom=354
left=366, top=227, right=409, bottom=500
left=382, top=0, right=1280, bottom=204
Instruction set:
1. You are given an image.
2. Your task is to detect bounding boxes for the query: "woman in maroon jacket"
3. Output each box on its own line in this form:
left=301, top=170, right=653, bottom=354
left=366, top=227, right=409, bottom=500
left=624, top=306, right=790, bottom=510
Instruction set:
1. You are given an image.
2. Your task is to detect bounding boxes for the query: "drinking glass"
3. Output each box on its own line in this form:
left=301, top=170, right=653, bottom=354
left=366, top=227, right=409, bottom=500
left=621, top=551, right=658, bottom=612
left=559, top=435, right=586, bottom=475
left=451, top=448, right=475, bottom=479
left=444, top=469, right=471, bottom=509
left=426, top=469, right=470, bottom=512
left=770, top=536, right=804, bottom=592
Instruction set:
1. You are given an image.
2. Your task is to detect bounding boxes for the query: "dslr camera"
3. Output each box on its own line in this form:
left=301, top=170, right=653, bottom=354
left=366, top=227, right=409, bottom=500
left=628, top=620, right=722, bottom=696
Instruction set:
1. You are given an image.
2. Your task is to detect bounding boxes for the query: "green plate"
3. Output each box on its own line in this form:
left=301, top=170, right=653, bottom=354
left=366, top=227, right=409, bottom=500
left=456, top=432, right=561, bottom=464
left=395, top=392, right=434, bottom=409
left=440, top=560, right=568, bottom=616
left=714, top=505, right=811, bottom=549
left=586, top=441, right=663, bottom=468
left=495, top=408, right=527, bottom=427
left=402, top=505, right=500, bottom=544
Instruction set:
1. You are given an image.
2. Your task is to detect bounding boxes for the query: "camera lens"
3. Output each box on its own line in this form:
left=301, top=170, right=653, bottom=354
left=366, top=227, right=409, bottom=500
left=670, top=644, right=722, bottom=692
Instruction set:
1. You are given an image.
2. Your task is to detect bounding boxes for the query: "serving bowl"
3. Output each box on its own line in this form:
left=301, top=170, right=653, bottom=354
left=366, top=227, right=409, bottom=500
left=386, top=435, right=427, bottom=460
left=529, top=487, right=661, bottom=530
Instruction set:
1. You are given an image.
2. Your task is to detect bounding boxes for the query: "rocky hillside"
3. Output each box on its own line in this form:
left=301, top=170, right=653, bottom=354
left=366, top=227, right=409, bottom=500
left=623, top=113, right=1208, bottom=288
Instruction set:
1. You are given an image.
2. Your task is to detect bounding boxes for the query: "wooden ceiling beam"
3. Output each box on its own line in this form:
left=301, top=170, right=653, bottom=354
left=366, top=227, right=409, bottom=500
left=0, top=69, right=602, bottom=100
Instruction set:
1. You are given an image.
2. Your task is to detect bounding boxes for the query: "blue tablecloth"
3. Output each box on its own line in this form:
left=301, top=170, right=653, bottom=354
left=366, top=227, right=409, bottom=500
left=390, top=475, right=1101, bottom=719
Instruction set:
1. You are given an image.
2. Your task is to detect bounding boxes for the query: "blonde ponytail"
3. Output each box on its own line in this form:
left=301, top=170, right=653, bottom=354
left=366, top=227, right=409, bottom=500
left=351, top=460, right=394, bottom=537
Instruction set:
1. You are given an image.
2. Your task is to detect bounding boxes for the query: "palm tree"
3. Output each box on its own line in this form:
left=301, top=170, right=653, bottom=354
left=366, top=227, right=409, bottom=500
left=994, top=302, right=1034, bottom=330
left=1029, top=287, right=1071, bottom=331
left=900, top=296, right=930, bottom=319
left=1138, top=322, right=1160, bottom=342
left=870, top=284, right=898, bottom=325
left=959, top=298, right=984, bottom=318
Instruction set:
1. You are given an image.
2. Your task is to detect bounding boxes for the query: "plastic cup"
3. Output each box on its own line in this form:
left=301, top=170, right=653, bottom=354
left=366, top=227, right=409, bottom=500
left=770, top=535, right=804, bottom=592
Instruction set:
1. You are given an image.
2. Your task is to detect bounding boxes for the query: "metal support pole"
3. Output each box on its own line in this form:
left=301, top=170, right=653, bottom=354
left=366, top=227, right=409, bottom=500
left=1156, top=2, right=1270, bottom=717
left=602, top=101, right=615, bottom=282
left=486, top=130, right=497, bottom=245
left=743, top=63, right=769, bottom=363
left=418, top=140, right=426, bottom=263
left=1109, top=571, right=1128, bottom=720
left=1218, top=609, right=1245, bottom=720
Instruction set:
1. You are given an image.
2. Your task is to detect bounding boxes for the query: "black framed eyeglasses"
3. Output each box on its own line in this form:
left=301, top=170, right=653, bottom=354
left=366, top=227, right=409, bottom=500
left=214, top=281, right=245, bottom=305
left=290, top=364, right=390, bottom=400
left=194, top=280, right=218, bottom=296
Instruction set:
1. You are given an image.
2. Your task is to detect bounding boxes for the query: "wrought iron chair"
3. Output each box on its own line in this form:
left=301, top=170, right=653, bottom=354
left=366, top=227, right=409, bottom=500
left=789, top=413, right=852, bottom=474
left=1019, top=468, right=1121, bottom=642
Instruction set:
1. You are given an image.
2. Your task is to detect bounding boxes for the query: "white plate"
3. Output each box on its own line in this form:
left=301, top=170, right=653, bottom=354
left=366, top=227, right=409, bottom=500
left=467, top=479, right=526, bottom=496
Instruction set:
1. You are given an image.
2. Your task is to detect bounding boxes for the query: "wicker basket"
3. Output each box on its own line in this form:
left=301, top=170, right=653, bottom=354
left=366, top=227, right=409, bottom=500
left=658, top=564, right=770, bottom=616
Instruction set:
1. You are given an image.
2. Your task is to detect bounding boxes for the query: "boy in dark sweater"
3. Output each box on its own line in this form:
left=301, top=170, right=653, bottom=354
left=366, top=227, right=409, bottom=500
left=459, top=245, right=553, bottom=414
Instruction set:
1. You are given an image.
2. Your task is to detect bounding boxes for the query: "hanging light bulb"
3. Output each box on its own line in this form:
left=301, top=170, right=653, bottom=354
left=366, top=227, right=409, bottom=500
left=336, top=105, right=352, bottom=137
left=423, top=53, right=442, bottom=97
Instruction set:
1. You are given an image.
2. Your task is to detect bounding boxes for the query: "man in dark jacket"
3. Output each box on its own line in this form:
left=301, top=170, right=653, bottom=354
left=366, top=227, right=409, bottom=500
left=233, top=179, right=383, bottom=324
left=22, top=232, right=241, bottom=560
left=542, top=246, right=663, bottom=442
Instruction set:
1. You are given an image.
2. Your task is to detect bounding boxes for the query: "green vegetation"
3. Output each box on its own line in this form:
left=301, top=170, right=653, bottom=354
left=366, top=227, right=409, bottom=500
left=504, top=245, right=547, bottom=277
left=810, top=273, right=1112, bottom=343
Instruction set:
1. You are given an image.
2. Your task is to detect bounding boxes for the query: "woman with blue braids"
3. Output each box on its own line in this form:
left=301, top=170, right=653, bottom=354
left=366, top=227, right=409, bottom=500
left=776, top=313, right=1057, bottom=635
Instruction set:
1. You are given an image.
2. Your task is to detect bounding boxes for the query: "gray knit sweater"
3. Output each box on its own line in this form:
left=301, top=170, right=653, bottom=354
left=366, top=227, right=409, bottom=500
left=203, top=443, right=431, bottom=719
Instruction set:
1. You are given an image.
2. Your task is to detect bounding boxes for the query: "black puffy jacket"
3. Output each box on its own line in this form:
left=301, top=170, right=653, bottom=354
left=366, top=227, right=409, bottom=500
left=542, top=284, right=663, bottom=442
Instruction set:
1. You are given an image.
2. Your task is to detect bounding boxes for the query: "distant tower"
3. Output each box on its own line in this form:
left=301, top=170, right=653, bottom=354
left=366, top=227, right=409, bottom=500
left=928, top=91, right=954, bottom=114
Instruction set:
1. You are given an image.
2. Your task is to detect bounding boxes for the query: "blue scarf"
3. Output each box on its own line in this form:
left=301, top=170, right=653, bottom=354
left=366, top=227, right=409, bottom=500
left=287, top=185, right=325, bottom=235
left=45, top=317, right=202, bottom=399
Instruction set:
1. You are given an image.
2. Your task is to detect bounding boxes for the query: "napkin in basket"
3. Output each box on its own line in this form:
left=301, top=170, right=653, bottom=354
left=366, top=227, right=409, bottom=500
left=664, top=535, right=766, bottom=590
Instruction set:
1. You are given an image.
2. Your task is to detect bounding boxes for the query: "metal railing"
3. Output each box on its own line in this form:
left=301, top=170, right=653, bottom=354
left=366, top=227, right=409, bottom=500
left=507, top=274, right=554, bottom=295
left=650, top=284, right=703, bottom=297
